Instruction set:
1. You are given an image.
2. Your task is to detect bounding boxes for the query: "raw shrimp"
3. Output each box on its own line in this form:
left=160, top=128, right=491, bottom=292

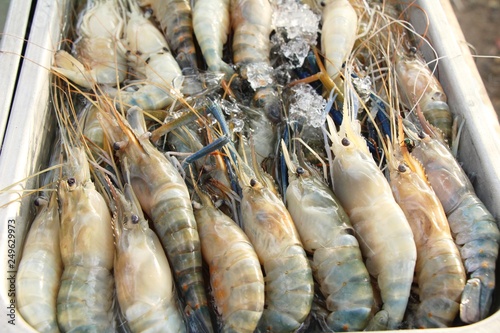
left=53, top=0, right=127, bottom=88
left=282, top=142, right=374, bottom=332
left=326, top=115, right=416, bottom=330
left=193, top=189, right=265, bottom=333
left=138, top=0, right=199, bottom=73
left=386, top=121, right=466, bottom=328
left=16, top=193, right=62, bottom=333
left=234, top=159, right=314, bottom=332
left=98, top=104, right=214, bottom=333
left=305, top=0, right=358, bottom=82
left=395, top=47, right=452, bottom=145
left=57, top=146, right=115, bottom=332
left=230, top=0, right=281, bottom=122
left=108, top=0, right=183, bottom=111
left=111, top=183, right=186, bottom=333
left=410, top=112, right=500, bottom=323
left=193, top=0, right=234, bottom=77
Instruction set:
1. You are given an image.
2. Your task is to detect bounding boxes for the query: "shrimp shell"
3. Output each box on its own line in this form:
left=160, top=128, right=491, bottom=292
left=230, top=0, right=281, bottom=122
left=16, top=194, right=62, bottom=333
left=52, top=0, right=127, bottom=88
left=410, top=131, right=500, bottom=323
left=387, top=139, right=466, bottom=328
left=194, top=191, right=265, bottom=333
left=139, top=0, right=199, bottom=72
left=193, top=0, right=234, bottom=77
left=395, top=50, right=452, bottom=145
left=57, top=147, right=115, bottom=332
left=326, top=116, right=416, bottom=329
left=285, top=164, right=374, bottom=332
left=239, top=174, right=314, bottom=332
left=112, top=184, right=186, bottom=333
left=98, top=105, right=214, bottom=333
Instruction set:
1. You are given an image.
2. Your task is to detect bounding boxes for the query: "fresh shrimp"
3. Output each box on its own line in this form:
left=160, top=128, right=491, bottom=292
left=304, top=0, right=358, bottom=83
left=57, top=146, right=115, bottom=332
left=107, top=0, right=183, bottom=111
left=81, top=102, right=105, bottom=151
left=395, top=47, right=452, bottom=145
left=230, top=0, right=281, bottom=122
left=193, top=0, right=234, bottom=77
left=232, top=155, right=314, bottom=333
left=97, top=104, right=214, bottom=333
left=386, top=119, right=466, bottom=328
left=281, top=141, right=374, bottom=332
left=409, top=109, right=500, bottom=324
left=138, top=0, right=199, bottom=73
left=52, top=0, right=127, bottom=88
left=110, top=182, right=186, bottom=333
left=15, top=193, right=62, bottom=333
left=192, top=185, right=265, bottom=333
left=325, top=114, right=417, bottom=329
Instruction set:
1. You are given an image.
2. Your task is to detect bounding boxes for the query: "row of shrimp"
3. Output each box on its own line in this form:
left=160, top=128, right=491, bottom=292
left=11, top=0, right=500, bottom=332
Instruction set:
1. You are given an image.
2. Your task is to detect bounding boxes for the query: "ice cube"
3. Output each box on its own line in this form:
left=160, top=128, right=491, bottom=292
left=289, top=83, right=327, bottom=128
left=245, top=62, right=274, bottom=90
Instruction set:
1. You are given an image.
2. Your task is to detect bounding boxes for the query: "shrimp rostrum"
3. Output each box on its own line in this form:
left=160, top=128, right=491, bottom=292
left=386, top=120, right=466, bottom=328
left=110, top=182, right=186, bottom=333
left=326, top=114, right=417, bottom=330
left=282, top=142, right=374, bottom=332
left=97, top=104, right=214, bottom=333
left=409, top=113, right=500, bottom=324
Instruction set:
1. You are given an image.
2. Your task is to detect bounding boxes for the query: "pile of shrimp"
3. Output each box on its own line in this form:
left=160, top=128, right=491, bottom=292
left=7, top=0, right=500, bottom=332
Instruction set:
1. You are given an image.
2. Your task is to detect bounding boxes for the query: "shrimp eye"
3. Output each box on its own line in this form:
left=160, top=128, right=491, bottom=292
left=418, top=131, right=426, bottom=139
left=409, top=46, right=417, bottom=55
left=131, top=214, right=139, bottom=224
left=250, top=179, right=257, bottom=187
left=341, top=138, right=350, bottom=146
left=296, top=167, right=305, bottom=175
left=398, top=164, right=407, bottom=173
left=320, top=1, right=326, bottom=7
left=67, top=177, right=76, bottom=186
left=34, top=196, right=47, bottom=207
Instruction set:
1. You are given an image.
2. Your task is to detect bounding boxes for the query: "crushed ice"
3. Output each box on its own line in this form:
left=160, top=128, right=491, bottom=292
left=245, top=62, right=274, bottom=90
left=289, top=83, right=328, bottom=128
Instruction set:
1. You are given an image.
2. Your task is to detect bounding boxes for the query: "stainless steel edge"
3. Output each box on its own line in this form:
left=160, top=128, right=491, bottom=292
left=0, top=0, right=70, bottom=331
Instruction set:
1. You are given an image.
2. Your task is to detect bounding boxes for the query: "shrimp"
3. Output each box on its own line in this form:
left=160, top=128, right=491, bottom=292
left=409, top=110, right=500, bottom=323
left=107, top=0, right=183, bottom=111
left=97, top=104, right=214, bottom=333
left=386, top=119, right=466, bottom=328
left=193, top=0, right=234, bottom=77
left=52, top=0, right=127, bottom=89
left=110, top=182, right=186, bottom=333
left=15, top=193, right=62, bottom=333
left=233, top=158, right=314, bottom=332
left=57, top=146, right=115, bottom=332
left=193, top=188, right=265, bottom=333
left=395, top=47, right=452, bottom=145
left=138, top=0, right=199, bottom=73
left=230, top=0, right=281, bottom=122
left=305, top=0, right=358, bottom=82
left=281, top=142, right=374, bottom=332
left=325, top=114, right=417, bottom=330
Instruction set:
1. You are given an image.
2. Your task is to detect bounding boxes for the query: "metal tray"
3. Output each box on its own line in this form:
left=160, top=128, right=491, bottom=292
left=0, top=0, right=499, bottom=332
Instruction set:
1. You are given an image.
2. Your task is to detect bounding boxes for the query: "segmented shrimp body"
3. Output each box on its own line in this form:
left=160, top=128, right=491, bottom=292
left=139, top=0, right=199, bottom=72
left=112, top=184, right=186, bottom=333
left=57, top=147, right=115, bottom=332
left=98, top=105, right=214, bottom=333
left=326, top=116, right=416, bottom=329
left=193, top=0, right=234, bottom=77
left=16, top=194, right=62, bottom=333
left=53, top=0, right=127, bottom=88
left=386, top=134, right=466, bottom=328
left=193, top=191, right=265, bottom=333
left=110, top=0, right=182, bottom=110
left=230, top=0, right=281, bottom=122
left=395, top=50, right=452, bottom=145
left=237, top=169, right=314, bottom=332
left=410, top=128, right=500, bottom=324
left=283, top=152, right=374, bottom=332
